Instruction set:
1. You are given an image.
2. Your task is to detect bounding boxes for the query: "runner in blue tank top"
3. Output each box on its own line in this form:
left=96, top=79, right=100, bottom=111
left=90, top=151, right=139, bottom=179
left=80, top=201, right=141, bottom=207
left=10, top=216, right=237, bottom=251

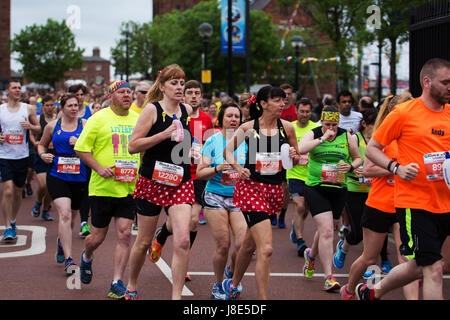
left=38, top=93, right=88, bottom=275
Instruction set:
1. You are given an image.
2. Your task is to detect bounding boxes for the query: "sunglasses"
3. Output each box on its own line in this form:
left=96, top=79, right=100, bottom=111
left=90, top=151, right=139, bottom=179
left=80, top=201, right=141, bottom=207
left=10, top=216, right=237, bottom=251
left=138, top=90, right=148, bottom=95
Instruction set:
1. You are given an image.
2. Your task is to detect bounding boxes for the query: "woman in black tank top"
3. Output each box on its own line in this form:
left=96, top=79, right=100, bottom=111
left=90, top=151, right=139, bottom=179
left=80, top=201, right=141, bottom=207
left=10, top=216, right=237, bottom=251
left=222, top=86, right=300, bottom=300
left=126, top=64, right=194, bottom=300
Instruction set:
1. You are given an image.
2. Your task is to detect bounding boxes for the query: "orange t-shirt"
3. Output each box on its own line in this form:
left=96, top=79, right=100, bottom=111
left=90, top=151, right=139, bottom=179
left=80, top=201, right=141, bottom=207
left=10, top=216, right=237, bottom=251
left=365, top=141, right=397, bottom=213
left=372, top=98, right=450, bottom=213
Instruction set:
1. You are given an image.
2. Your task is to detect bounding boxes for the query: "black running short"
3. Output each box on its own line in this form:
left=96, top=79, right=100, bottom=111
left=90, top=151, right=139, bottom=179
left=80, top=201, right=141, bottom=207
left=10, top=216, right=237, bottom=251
left=89, top=195, right=136, bottom=228
left=361, top=205, right=398, bottom=234
left=46, top=174, right=87, bottom=210
left=304, top=185, right=347, bottom=219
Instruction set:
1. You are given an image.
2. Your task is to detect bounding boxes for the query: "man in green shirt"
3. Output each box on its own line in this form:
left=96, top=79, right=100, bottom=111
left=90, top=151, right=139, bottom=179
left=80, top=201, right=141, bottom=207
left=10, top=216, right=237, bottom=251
left=74, top=80, right=140, bottom=299
left=286, top=98, right=320, bottom=256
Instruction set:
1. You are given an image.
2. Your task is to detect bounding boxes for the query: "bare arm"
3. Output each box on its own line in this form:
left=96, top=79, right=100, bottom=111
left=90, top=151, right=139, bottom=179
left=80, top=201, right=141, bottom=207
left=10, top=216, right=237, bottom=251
left=223, top=121, right=252, bottom=179
left=128, top=103, right=175, bottom=154
left=196, top=155, right=232, bottom=181
left=362, top=145, right=392, bottom=177
left=37, top=120, right=56, bottom=164
left=344, top=132, right=363, bottom=172
left=22, top=105, right=41, bottom=134
left=365, top=138, right=419, bottom=181
left=282, top=120, right=300, bottom=165
left=75, top=150, right=115, bottom=178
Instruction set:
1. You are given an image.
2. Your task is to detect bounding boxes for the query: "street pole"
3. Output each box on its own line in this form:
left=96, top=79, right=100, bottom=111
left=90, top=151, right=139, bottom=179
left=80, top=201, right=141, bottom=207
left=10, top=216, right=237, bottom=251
left=227, top=0, right=233, bottom=98
left=245, top=0, right=250, bottom=93
left=203, top=36, right=209, bottom=94
left=125, top=31, right=130, bottom=82
left=377, top=37, right=382, bottom=105
left=295, top=46, right=299, bottom=93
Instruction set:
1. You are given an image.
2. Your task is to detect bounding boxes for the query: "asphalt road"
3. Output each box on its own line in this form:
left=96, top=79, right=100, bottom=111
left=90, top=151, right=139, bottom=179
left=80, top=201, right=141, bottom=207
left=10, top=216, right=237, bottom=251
left=0, top=180, right=449, bottom=302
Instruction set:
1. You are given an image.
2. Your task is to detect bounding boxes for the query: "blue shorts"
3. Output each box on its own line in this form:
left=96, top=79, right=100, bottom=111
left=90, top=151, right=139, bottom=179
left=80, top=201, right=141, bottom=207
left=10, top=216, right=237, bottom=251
left=288, top=178, right=306, bottom=198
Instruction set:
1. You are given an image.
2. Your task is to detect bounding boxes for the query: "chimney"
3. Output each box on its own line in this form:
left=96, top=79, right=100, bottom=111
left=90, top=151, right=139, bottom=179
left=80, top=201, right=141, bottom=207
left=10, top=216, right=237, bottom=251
left=93, top=47, right=100, bottom=57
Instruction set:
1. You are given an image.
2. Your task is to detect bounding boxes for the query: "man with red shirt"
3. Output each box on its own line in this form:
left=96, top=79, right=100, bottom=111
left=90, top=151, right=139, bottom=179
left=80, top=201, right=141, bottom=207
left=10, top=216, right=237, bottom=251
left=151, top=80, right=213, bottom=280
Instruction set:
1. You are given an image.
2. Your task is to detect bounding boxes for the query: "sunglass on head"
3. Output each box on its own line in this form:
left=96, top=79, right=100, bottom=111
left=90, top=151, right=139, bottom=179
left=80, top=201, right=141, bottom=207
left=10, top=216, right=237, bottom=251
left=138, top=90, right=148, bottom=95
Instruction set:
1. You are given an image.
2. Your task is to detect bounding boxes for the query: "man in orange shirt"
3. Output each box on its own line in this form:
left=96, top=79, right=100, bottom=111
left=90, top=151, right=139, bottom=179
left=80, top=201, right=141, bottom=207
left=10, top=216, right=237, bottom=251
left=358, top=58, right=450, bottom=300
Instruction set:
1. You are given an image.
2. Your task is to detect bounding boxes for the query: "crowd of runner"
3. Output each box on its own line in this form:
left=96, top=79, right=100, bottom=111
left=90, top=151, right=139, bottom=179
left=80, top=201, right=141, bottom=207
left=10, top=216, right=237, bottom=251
left=0, top=57, right=449, bottom=301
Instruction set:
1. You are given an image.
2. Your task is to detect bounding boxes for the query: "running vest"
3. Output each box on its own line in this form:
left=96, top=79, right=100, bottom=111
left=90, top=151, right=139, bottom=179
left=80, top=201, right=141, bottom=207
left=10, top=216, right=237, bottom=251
left=347, top=132, right=371, bottom=193
left=306, top=126, right=350, bottom=188
left=140, top=102, right=192, bottom=184
left=49, top=118, right=87, bottom=182
left=244, top=117, right=288, bottom=185
left=0, top=103, right=30, bottom=159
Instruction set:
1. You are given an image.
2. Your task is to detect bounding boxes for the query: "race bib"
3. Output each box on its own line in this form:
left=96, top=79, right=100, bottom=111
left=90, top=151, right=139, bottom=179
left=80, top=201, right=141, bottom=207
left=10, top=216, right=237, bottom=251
left=321, top=164, right=344, bottom=184
left=424, top=152, right=445, bottom=182
left=5, top=129, right=24, bottom=145
left=114, top=160, right=138, bottom=182
left=298, top=154, right=309, bottom=166
left=57, top=157, right=80, bottom=174
left=255, top=152, right=281, bottom=175
left=152, top=161, right=184, bottom=186
left=220, top=169, right=240, bottom=186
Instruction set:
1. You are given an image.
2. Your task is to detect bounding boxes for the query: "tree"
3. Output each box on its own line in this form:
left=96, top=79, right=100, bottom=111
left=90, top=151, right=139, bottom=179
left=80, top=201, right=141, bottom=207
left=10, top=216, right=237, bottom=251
left=147, top=1, right=281, bottom=92
left=9, top=18, right=84, bottom=87
left=110, top=21, right=153, bottom=78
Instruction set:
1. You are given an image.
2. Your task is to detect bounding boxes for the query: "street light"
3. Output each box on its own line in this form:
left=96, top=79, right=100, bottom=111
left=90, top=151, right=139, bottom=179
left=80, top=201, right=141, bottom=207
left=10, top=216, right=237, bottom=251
left=198, top=22, right=213, bottom=93
left=291, top=35, right=304, bottom=93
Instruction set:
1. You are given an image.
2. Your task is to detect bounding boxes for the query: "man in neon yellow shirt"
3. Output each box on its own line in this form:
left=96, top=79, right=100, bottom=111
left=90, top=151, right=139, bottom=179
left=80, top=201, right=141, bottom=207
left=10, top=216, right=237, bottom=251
left=74, top=80, right=140, bottom=299
left=286, top=97, right=320, bottom=256
left=130, top=81, right=151, bottom=115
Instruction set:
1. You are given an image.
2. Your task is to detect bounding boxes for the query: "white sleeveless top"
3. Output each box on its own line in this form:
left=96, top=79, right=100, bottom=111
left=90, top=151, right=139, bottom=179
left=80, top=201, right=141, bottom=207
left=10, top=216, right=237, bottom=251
left=0, top=103, right=30, bottom=159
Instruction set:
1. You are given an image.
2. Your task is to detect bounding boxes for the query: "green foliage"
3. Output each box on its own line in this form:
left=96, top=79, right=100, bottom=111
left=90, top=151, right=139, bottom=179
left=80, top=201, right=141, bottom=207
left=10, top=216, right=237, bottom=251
left=9, top=18, right=84, bottom=86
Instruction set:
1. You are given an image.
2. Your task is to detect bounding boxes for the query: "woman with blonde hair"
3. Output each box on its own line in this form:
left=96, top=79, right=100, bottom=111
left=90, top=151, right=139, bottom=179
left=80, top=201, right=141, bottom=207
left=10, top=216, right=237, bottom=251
left=238, top=92, right=252, bottom=122
left=125, top=64, right=194, bottom=300
left=341, top=91, right=420, bottom=300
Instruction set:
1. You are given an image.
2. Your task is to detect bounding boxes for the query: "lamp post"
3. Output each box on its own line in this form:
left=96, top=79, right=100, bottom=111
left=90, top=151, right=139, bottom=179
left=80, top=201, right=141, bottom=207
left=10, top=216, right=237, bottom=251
left=198, top=22, right=213, bottom=94
left=124, top=29, right=130, bottom=82
left=291, top=35, right=304, bottom=93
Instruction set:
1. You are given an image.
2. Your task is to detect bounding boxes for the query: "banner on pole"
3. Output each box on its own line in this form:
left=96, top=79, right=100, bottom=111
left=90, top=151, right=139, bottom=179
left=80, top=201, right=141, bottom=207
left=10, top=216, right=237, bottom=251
left=221, top=0, right=246, bottom=56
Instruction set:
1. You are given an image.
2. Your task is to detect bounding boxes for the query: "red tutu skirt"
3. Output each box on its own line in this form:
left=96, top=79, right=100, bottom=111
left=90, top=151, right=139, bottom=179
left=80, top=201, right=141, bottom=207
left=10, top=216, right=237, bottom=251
left=133, top=175, right=195, bottom=207
left=233, top=179, right=284, bottom=215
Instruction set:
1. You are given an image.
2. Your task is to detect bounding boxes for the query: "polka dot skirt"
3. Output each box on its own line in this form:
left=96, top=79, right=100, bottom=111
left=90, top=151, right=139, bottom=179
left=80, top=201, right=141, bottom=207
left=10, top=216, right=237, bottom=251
left=233, top=179, right=284, bottom=216
left=133, top=175, right=195, bottom=207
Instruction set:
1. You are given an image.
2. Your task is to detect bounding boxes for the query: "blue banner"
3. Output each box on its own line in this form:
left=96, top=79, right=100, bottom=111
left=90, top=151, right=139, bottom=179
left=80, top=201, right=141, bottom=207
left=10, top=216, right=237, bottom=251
left=221, top=0, right=246, bottom=56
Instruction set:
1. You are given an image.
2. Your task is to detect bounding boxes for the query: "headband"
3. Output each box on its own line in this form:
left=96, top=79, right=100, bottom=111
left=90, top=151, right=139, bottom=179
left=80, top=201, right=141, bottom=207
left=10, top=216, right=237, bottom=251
left=108, top=80, right=131, bottom=96
left=321, top=111, right=340, bottom=122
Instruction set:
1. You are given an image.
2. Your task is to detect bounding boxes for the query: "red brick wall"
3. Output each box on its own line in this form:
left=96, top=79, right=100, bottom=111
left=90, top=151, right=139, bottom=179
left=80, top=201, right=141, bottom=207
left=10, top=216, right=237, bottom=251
left=0, top=0, right=11, bottom=85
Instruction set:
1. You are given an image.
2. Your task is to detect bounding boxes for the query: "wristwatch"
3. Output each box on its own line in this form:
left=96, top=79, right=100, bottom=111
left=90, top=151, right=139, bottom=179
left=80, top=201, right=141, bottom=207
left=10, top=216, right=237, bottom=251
left=318, top=137, right=323, bottom=143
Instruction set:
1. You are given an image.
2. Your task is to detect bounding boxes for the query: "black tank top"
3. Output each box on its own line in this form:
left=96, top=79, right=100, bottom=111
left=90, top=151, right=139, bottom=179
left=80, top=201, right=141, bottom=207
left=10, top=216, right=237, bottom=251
left=140, top=102, right=192, bottom=183
left=245, top=117, right=288, bottom=185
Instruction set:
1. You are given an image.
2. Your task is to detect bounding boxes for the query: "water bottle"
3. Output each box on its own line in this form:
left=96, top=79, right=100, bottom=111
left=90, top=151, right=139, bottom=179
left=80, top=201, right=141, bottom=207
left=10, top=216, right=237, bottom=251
left=443, top=151, right=450, bottom=189
left=172, top=114, right=184, bottom=142
left=337, top=157, right=346, bottom=184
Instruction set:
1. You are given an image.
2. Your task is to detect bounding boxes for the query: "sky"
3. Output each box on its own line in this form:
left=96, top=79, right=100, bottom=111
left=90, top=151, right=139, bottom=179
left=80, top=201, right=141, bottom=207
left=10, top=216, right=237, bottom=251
left=11, top=0, right=153, bottom=79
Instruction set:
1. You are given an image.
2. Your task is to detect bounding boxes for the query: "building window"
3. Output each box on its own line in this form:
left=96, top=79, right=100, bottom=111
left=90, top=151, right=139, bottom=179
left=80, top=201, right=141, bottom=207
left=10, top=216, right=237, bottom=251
left=95, top=75, right=104, bottom=85
left=96, top=64, right=102, bottom=71
left=81, top=65, right=87, bottom=72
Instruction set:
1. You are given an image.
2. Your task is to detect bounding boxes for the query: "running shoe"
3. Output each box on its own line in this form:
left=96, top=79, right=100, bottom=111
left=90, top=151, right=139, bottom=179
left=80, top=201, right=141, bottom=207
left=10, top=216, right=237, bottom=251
left=125, top=289, right=138, bottom=300
left=10, top=221, right=16, bottom=233
left=270, top=215, right=277, bottom=226
left=222, top=279, right=240, bottom=300
left=31, top=202, right=41, bottom=217
left=224, top=265, right=233, bottom=279
left=64, top=257, right=77, bottom=275
left=149, top=239, right=163, bottom=263
left=363, top=268, right=375, bottom=280
left=3, top=227, right=16, bottom=241
left=380, top=259, right=393, bottom=274
left=355, top=283, right=379, bottom=300
left=211, top=282, right=226, bottom=300
left=323, top=274, right=341, bottom=292
left=41, top=210, right=53, bottom=221
left=333, top=240, right=347, bottom=269
left=340, top=284, right=356, bottom=300
left=278, top=218, right=286, bottom=229
left=338, top=226, right=349, bottom=240
left=80, top=250, right=93, bottom=284
left=303, top=248, right=315, bottom=279
left=79, top=222, right=91, bottom=238
left=185, top=274, right=191, bottom=282
left=297, top=239, right=308, bottom=257
left=132, top=222, right=138, bottom=231
left=26, top=183, right=33, bottom=196
left=56, top=238, right=65, bottom=263
left=198, top=210, right=207, bottom=225
left=290, top=221, right=297, bottom=244
left=107, top=280, right=126, bottom=299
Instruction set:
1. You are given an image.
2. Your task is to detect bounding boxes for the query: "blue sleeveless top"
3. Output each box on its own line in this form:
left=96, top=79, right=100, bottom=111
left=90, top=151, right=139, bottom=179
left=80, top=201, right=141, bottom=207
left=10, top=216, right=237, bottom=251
left=50, top=118, right=87, bottom=182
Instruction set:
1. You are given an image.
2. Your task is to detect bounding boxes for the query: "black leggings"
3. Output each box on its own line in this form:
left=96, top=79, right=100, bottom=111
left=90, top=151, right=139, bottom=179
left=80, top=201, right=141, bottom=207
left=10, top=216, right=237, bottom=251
left=345, top=191, right=368, bottom=245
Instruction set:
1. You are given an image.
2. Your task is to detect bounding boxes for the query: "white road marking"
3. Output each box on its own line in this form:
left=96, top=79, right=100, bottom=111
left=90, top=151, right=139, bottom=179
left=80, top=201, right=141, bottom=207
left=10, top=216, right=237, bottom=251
left=155, top=258, right=194, bottom=296
left=0, top=226, right=46, bottom=258
left=0, top=235, right=26, bottom=247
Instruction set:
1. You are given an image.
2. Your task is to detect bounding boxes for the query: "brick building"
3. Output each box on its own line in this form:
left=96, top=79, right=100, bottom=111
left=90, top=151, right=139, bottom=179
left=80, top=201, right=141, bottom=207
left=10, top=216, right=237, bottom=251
left=0, top=0, right=11, bottom=90
left=152, top=0, right=336, bottom=102
left=57, top=47, right=110, bottom=89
